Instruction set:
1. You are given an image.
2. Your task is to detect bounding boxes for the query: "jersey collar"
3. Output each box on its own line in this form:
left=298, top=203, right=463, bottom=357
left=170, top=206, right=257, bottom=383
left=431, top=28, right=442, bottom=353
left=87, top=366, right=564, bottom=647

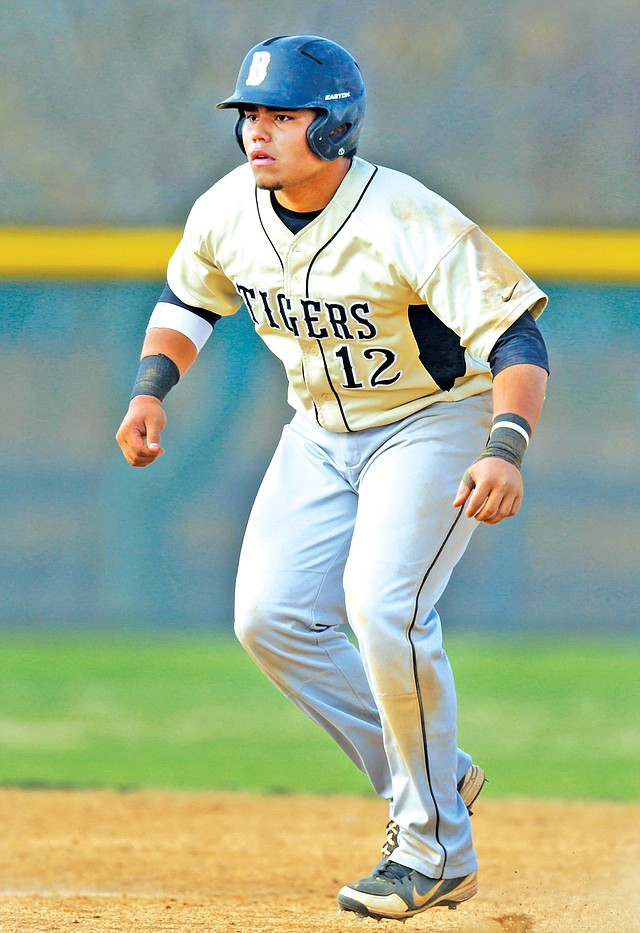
left=255, top=157, right=378, bottom=252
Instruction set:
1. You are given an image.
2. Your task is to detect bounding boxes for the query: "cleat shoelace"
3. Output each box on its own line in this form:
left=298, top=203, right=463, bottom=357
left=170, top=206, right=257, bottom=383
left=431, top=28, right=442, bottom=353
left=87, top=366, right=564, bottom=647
left=380, top=819, right=399, bottom=858
left=373, top=860, right=413, bottom=883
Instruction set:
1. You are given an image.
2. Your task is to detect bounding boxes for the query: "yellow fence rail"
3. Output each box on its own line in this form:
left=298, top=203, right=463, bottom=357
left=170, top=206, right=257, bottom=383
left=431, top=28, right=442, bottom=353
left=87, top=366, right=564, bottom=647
left=0, top=227, right=638, bottom=281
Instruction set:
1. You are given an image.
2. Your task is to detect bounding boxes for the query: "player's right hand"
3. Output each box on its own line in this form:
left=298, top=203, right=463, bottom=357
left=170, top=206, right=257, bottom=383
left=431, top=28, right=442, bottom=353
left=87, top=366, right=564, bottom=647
left=116, top=395, right=167, bottom=467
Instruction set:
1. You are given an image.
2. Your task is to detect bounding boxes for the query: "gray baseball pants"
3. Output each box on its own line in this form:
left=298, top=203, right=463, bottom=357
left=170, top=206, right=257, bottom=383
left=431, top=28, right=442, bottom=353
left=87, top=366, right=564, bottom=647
left=234, top=392, right=492, bottom=878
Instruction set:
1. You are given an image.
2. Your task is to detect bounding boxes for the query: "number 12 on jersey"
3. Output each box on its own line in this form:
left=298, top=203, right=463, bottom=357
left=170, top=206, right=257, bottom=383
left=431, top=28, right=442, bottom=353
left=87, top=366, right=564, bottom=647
left=334, top=345, right=401, bottom=389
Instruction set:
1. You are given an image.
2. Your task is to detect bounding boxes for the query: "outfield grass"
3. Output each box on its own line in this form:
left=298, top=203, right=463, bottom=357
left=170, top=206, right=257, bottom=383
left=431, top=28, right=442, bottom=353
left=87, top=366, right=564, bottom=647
left=0, top=631, right=637, bottom=800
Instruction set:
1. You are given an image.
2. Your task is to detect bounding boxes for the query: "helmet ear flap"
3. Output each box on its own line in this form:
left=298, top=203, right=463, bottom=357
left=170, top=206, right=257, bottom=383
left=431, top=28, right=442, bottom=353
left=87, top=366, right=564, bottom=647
left=307, top=111, right=356, bottom=161
left=234, top=112, right=247, bottom=154
left=306, top=110, right=327, bottom=159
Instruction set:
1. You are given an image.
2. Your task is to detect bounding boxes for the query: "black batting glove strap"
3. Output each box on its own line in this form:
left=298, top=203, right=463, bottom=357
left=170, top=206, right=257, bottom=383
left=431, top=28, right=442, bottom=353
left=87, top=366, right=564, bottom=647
left=474, top=412, right=532, bottom=471
left=131, top=353, right=180, bottom=402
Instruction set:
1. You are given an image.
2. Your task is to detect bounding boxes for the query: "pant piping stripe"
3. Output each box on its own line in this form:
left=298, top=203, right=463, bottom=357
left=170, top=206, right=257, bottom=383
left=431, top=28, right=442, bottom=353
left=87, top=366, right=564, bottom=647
left=406, top=504, right=467, bottom=878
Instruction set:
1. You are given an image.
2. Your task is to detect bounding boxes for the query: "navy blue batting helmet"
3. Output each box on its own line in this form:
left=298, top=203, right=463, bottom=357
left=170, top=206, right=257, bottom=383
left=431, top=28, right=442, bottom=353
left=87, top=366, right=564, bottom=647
left=216, top=35, right=367, bottom=161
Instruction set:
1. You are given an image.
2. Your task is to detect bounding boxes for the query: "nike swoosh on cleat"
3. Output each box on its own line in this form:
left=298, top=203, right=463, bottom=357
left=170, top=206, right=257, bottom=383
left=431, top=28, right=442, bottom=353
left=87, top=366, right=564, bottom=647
left=410, top=880, right=444, bottom=908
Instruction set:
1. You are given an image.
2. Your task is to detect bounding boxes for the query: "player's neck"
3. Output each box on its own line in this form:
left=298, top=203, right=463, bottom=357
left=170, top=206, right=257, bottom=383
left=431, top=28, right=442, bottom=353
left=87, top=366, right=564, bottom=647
left=273, top=158, right=352, bottom=213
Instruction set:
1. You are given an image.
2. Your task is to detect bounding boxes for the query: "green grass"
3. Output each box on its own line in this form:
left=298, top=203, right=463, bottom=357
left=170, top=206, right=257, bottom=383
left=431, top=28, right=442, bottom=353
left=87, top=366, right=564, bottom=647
left=0, top=631, right=637, bottom=801
left=451, top=637, right=640, bottom=801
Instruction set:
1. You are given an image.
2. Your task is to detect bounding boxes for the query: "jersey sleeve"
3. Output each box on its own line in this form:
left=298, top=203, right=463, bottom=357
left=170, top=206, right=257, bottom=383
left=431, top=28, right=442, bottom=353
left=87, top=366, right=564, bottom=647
left=421, top=225, right=548, bottom=362
left=165, top=196, right=244, bottom=319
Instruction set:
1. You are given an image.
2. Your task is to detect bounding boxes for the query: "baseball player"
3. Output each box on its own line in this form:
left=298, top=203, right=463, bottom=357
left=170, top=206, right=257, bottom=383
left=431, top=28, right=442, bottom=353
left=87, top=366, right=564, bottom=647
left=116, top=36, right=549, bottom=921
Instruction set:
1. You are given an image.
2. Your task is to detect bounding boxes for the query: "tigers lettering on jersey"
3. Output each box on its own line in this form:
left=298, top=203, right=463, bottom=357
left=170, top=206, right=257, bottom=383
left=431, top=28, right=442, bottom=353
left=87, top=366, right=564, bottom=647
left=236, top=284, right=377, bottom=341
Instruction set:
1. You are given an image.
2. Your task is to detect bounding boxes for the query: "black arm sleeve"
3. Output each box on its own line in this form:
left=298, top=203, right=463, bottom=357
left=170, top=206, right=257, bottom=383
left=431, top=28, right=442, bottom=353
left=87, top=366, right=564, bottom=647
left=488, top=311, right=550, bottom=376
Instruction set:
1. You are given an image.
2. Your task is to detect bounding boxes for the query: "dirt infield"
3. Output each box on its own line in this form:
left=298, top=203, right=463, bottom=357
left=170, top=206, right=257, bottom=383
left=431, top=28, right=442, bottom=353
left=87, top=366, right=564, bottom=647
left=0, top=790, right=638, bottom=933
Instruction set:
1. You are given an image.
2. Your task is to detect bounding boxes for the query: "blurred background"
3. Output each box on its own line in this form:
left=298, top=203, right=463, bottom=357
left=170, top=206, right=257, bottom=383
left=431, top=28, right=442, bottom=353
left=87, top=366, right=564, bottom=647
left=1, top=0, right=639, bottom=636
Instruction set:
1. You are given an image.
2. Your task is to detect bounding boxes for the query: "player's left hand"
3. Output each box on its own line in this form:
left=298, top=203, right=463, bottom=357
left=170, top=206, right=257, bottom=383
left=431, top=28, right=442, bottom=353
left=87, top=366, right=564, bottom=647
left=452, top=457, right=524, bottom=524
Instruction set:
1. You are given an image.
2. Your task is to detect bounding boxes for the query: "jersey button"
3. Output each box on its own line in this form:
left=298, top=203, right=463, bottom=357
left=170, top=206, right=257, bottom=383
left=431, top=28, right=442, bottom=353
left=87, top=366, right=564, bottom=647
left=321, top=393, right=331, bottom=401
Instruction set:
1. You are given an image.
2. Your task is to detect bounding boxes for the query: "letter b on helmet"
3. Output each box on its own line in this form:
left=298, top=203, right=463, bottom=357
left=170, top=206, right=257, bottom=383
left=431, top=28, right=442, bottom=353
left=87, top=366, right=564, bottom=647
left=245, top=52, right=271, bottom=86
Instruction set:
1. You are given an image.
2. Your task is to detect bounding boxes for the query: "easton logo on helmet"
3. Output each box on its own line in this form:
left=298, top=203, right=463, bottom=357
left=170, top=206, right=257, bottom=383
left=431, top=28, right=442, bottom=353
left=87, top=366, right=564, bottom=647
left=325, top=92, right=351, bottom=100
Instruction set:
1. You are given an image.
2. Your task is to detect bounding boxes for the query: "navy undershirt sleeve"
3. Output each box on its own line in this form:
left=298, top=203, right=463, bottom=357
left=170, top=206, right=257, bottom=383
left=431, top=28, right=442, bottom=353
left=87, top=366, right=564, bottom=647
left=488, top=311, right=550, bottom=376
left=158, top=284, right=222, bottom=329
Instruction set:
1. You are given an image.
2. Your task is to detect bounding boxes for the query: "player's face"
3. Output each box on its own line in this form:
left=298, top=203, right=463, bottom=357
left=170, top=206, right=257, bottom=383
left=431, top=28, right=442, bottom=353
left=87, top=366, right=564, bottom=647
left=241, top=105, right=349, bottom=211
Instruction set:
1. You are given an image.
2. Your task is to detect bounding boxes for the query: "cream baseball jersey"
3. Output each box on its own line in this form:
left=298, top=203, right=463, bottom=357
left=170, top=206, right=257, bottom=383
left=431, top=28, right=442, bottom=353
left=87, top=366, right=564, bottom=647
left=149, top=157, right=547, bottom=432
